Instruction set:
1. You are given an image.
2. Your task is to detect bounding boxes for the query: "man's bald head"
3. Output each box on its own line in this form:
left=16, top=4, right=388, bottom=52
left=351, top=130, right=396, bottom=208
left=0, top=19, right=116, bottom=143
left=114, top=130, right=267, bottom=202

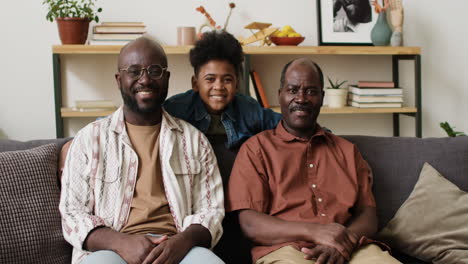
left=280, top=58, right=324, bottom=90
left=115, top=37, right=170, bottom=124
left=118, top=37, right=168, bottom=70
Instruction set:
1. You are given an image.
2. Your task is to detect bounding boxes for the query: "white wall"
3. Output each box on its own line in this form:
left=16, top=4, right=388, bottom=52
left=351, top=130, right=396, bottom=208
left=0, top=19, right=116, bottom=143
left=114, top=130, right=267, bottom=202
left=1, top=0, right=467, bottom=140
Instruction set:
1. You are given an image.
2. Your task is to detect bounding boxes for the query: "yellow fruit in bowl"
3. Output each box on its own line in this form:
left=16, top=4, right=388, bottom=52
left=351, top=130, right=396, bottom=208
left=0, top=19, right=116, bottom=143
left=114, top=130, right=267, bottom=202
left=276, top=32, right=288, bottom=37
left=282, top=25, right=296, bottom=34
left=288, top=32, right=302, bottom=37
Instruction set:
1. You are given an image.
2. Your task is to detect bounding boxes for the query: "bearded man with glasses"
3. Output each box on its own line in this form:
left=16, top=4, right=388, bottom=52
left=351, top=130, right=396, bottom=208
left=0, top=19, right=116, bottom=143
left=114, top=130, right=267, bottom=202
left=59, top=37, right=225, bottom=264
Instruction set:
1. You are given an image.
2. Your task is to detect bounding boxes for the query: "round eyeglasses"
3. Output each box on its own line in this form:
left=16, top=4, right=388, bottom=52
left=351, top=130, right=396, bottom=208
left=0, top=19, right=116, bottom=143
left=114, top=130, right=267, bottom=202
left=119, top=64, right=167, bottom=80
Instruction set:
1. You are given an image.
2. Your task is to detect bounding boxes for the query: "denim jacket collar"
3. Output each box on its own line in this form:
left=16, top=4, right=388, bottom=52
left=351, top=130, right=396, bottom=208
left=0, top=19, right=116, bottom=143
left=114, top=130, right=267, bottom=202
left=193, top=92, right=237, bottom=123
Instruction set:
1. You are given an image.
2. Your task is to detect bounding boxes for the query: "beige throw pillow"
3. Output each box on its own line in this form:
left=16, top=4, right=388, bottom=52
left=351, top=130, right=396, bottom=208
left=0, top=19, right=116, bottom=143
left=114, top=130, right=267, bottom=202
left=378, top=162, right=468, bottom=264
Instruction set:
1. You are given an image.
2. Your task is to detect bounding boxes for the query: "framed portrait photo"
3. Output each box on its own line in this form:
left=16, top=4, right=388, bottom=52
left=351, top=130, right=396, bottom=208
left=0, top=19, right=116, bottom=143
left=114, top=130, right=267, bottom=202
left=317, top=0, right=378, bottom=45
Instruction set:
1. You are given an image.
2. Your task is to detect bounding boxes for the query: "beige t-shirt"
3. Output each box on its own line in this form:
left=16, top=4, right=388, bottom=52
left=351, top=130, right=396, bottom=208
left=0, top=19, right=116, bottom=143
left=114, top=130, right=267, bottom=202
left=120, top=122, right=177, bottom=236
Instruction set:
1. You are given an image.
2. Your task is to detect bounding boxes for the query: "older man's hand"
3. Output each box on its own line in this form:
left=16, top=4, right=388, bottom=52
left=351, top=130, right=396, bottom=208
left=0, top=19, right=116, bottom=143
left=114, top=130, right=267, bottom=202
left=306, top=222, right=359, bottom=260
left=302, top=245, right=346, bottom=264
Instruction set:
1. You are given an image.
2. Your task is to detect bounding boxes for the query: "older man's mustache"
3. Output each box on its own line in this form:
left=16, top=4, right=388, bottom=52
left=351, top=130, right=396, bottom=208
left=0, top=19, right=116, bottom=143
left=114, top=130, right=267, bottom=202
left=289, top=105, right=314, bottom=113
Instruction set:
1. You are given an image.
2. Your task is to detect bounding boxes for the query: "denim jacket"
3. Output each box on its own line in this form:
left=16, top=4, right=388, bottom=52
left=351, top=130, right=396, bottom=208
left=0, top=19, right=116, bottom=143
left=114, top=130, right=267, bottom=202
left=163, top=90, right=282, bottom=149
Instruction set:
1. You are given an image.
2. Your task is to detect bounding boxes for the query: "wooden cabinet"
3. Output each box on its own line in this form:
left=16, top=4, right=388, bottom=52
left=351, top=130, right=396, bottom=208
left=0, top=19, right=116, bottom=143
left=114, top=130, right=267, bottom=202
left=52, top=45, right=421, bottom=138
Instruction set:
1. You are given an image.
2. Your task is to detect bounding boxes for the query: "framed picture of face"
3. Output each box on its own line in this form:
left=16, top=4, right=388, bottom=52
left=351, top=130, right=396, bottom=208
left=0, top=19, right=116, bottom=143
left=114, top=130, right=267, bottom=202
left=317, top=0, right=378, bottom=45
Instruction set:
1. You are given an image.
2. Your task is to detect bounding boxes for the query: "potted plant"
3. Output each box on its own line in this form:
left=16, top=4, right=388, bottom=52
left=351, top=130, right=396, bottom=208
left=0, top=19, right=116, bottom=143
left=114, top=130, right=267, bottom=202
left=440, top=122, right=466, bottom=137
left=325, top=77, right=348, bottom=108
left=43, top=0, right=102, bottom=44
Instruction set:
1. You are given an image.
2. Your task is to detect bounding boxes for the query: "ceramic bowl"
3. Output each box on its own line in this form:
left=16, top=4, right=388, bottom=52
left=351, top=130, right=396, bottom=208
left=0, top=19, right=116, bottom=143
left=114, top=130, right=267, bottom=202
left=270, top=36, right=305, bottom=46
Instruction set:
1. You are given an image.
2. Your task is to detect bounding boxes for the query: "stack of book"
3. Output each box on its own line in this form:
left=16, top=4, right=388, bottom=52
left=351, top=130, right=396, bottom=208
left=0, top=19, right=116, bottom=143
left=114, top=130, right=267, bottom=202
left=89, top=22, right=146, bottom=45
left=71, top=100, right=117, bottom=112
left=348, top=81, right=403, bottom=108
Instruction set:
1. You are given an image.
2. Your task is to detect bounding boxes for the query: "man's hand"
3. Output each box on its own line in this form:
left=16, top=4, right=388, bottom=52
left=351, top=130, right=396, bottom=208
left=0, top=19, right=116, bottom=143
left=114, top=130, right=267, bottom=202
left=307, top=223, right=359, bottom=260
left=301, top=245, right=346, bottom=264
left=389, top=0, right=404, bottom=32
left=142, top=233, right=194, bottom=264
left=116, top=234, right=168, bottom=264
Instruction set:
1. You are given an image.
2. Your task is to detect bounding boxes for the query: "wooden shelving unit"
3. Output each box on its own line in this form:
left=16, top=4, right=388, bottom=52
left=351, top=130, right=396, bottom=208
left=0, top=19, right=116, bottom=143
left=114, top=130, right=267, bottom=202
left=60, top=106, right=418, bottom=118
left=53, top=45, right=420, bottom=55
left=52, top=45, right=421, bottom=137
left=270, top=106, right=417, bottom=114
left=61, top=107, right=116, bottom=117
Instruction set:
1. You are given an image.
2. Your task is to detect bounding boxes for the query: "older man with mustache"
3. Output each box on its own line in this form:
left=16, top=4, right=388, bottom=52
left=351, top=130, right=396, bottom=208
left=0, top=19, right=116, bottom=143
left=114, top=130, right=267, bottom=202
left=226, top=58, right=401, bottom=264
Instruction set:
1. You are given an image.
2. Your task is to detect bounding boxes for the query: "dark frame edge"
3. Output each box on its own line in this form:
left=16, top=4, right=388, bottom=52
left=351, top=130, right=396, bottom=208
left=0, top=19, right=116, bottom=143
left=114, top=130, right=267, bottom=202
left=316, top=0, right=374, bottom=46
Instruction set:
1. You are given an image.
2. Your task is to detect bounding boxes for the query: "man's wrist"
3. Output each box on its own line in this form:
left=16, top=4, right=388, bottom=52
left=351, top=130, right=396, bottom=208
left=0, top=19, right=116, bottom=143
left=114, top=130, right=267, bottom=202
left=299, top=222, right=320, bottom=242
left=84, top=227, right=125, bottom=253
left=181, top=224, right=211, bottom=248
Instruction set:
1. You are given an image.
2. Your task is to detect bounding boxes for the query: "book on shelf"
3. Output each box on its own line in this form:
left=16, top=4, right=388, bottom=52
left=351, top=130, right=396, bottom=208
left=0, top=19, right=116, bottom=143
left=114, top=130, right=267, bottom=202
left=250, top=70, right=270, bottom=108
left=88, top=40, right=131, bottom=45
left=75, top=100, right=116, bottom=109
left=349, top=85, right=402, bottom=95
left=69, top=107, right=117, bottom=112
left=348, top=93, right=403, bottom=103
left=248, top=73, right=259, bottom=101
left=101, top=22, right=145, bottom=26
left=94, top=25, right=146, bottom=34
left=92, top=33, right=144, bottom=40
left=358, top=81, right=395, bottom=88
left=348, top=100, right=403, bottom=108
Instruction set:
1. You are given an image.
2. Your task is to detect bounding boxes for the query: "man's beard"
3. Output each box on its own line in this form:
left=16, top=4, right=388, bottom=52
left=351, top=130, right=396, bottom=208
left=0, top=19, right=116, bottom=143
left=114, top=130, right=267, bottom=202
left=120, top=86, right=163, bottom=114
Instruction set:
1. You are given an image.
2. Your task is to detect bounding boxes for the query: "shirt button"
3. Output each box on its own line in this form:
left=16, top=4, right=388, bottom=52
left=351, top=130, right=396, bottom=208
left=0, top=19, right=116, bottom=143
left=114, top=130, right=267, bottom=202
left=318, top=198, right=323, bottom=202
left=309, top=163, right=314, bottom=168
left=311, top=184, right=317, bottom=188
left=321, top=213, right=326, bottom=217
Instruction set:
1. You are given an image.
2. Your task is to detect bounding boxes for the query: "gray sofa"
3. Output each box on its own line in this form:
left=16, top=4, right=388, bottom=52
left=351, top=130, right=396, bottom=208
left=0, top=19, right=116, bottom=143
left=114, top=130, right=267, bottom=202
left=1, top=136, right=467, bottom=263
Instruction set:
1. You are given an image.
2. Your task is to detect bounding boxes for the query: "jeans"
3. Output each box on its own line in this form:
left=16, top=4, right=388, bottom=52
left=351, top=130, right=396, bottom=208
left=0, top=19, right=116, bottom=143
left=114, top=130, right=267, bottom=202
left=82, top=247, right=225, bottom=264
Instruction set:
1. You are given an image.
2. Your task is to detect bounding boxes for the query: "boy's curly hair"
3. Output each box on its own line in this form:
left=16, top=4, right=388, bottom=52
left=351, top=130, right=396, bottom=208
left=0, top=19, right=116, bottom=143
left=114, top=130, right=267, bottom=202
left=189, top=30, right=244, bottom=78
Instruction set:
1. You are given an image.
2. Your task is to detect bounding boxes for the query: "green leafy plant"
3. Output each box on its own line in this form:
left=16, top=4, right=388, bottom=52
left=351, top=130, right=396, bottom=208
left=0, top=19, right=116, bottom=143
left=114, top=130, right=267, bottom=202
left=326, top=76, right=347, bottom=89
left=440, top=121, right=466, bottom=137
left=43, top=0, right=103, bottom=22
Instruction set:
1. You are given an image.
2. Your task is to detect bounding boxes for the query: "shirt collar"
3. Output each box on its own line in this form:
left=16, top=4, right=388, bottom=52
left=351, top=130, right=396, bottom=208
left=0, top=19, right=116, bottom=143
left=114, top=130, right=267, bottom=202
left=275, top=120, right=331, bottom=144
left=223, top=98, right=236, bottom=122
left=193, top=92, right=236, bottom=122
left=110, top=106, right=183, bottom=134
left=194, top=93, right=209, bottom=121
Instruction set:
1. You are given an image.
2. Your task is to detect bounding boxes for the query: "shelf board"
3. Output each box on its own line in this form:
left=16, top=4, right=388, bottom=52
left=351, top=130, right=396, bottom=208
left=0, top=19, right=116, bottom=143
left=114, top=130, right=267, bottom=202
left=52, top=45, right=420, bottom=55
left=52, top=45, right=192, bottom=54
left=61, top=107, right=115, bottom=117
left=61, top=106, right=417, bottom=117
left=270, top=106, right=417, bottom=114
left=243, top=46, right=421, bottom=55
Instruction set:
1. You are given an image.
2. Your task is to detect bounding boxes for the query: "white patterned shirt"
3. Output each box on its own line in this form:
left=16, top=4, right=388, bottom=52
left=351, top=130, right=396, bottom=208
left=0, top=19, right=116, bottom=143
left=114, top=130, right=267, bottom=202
left=59, top=107, right=225, bottom=263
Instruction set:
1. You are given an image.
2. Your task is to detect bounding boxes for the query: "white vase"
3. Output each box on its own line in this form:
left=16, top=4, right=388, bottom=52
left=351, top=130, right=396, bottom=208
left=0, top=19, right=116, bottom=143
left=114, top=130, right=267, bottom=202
left=326, top=88, right=348, bottom=108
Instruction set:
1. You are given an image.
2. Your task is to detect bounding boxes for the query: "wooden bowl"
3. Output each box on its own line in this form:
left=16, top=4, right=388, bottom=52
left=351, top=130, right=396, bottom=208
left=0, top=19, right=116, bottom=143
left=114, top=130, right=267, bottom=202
left=270, top=36, right=305, bottom=46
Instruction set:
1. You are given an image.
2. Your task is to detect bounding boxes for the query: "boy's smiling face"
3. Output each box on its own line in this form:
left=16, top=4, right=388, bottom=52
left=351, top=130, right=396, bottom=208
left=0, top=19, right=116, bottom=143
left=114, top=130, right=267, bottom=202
left=192, top=59, right=238, bottom=115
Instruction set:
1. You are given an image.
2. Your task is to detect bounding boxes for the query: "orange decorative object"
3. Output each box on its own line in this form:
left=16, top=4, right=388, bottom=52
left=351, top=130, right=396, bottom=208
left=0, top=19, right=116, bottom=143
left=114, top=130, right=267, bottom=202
left=270, top=36, right=305, bottom=46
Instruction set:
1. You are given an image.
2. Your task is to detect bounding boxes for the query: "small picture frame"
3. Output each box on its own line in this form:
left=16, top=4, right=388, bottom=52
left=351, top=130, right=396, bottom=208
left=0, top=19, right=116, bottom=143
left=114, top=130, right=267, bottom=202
left=317, top=0, right=378, bottom=46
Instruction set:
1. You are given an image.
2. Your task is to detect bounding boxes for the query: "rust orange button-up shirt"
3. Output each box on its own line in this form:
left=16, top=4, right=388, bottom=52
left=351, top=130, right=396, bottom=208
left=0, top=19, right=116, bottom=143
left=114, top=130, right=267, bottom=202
left=227, top=121, right=376, bottom=262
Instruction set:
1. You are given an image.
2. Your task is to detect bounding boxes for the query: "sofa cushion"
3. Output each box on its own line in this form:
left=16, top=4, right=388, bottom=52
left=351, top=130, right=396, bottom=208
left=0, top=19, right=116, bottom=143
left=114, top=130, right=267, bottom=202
left=378, top=163, right=468, bottom=264
left=342, top=136, right=468, bottom=230
left=0, top=144, right=72, bottom=263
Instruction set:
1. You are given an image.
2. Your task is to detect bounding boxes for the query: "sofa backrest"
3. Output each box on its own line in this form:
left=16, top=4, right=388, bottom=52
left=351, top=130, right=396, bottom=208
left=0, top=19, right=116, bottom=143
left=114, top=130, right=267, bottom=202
left=343, top=135, right=468, bottom=230
left=0, top=138, right=71, bottom=153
